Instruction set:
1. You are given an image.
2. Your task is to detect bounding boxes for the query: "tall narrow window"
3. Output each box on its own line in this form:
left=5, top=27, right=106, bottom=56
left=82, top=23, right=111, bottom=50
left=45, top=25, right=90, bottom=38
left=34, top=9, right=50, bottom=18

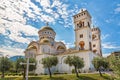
left=88, top=22, right=90, bottom=27
left=79, top=21, right=82, bottom=28
left=93, top=44, right=96, bottom=47
left=77, top=24, right=79, bottom=28
left=89, top=42, right=92, bottom=50
left=82, top=22, right=84, bottom=27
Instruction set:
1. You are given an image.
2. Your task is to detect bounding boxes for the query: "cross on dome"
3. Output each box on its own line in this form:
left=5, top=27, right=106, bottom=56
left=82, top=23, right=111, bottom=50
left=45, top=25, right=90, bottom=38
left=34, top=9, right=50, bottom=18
left=46, top=22, right=49, bottom=26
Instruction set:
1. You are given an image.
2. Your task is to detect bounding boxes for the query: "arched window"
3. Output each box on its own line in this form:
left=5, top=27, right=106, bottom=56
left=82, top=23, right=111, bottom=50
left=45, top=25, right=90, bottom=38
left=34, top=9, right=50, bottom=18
left=79, top=41, right=85, bottom=50
left=89, top=42, right=92, bottom=50
left=78, top=21, right=83, bottom=28
left=88, top=22, right=90, bottom=27
left=77, top=24, right=79, bottom=28
left=82, top=22, right=84, bottom=27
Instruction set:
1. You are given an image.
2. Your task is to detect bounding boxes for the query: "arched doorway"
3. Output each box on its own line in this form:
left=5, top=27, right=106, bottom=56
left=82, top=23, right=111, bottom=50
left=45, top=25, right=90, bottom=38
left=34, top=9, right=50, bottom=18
left=57, top=46, right=66, bottom=53
left=79, top=41, right=85, bottom=50
left=89, top=42, right=92, bottom=50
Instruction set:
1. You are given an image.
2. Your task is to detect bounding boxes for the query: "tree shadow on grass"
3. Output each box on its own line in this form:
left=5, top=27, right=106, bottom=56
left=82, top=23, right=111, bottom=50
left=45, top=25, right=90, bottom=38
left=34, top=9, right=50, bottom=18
left=102, top=76, right=113, bottom=80
left=48, top=77, right=67, bottom=80
left=28, top=77, right=42, bottom=80
left=48, top=76, right=96, bottom=80
left=76, top=76, right=96, bottom=80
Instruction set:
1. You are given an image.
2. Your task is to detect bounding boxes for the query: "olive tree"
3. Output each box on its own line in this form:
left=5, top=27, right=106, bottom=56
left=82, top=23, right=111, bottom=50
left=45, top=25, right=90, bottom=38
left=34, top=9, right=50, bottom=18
left=0, top=57, right=12, bottom=78
left=92, top=57, right=109, bottom=76
left=64, top=56, right=84, bottom=77
left=42, top=56, right=58, bottom=78
left=109, top=56, right=120, bottom=79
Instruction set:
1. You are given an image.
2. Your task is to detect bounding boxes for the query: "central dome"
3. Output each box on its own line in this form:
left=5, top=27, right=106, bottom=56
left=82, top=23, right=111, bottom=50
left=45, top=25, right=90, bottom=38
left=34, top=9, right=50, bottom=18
left=38, top=25, right=56, bottom=34
left=40, top=26, right=55, bottom=32
left=38, top=25, right=56, bottom=42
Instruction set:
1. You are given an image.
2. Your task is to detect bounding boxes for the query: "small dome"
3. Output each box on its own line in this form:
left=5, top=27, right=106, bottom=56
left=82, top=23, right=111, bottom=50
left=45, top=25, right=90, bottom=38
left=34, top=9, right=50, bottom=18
left=27, top=46, right=37, bottom=49
left=40, top=38, right=50, bottom=43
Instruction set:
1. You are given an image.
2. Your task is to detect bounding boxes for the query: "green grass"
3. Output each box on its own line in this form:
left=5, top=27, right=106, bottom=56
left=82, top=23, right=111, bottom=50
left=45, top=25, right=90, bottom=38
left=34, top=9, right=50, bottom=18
left=0, top=73, right=114, bottom=80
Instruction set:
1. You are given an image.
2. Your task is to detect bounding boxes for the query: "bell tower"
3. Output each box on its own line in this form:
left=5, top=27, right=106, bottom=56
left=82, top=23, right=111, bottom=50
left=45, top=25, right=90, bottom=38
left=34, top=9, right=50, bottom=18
left=92, top=27, right=102, bottom=56
left=73, top=9, right=92, bottom=50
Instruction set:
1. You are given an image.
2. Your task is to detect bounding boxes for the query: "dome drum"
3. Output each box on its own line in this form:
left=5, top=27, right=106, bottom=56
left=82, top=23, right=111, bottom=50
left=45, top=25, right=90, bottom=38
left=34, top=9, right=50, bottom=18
left=38, top=26, right=56, bottom=41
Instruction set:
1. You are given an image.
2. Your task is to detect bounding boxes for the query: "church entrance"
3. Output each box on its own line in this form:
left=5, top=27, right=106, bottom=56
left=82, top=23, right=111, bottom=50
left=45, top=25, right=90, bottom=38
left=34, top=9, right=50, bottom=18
left=79, top=41, right=85, bottom=50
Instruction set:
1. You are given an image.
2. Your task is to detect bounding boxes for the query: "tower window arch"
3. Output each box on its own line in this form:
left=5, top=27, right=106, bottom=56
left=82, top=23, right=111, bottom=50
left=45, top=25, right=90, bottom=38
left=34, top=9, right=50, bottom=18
left=93, top=44, right=96, bottom=47
left=82, top=22, right=84, bottom=27
left=79, top=41, right=85, bottom=50
left=88, top=22, right=90, bottom=27
left=77, top=24, right=79, bottom=28
left=78, top=21, right=82, bottom=28
left=89, top=42, right=92, bottom=50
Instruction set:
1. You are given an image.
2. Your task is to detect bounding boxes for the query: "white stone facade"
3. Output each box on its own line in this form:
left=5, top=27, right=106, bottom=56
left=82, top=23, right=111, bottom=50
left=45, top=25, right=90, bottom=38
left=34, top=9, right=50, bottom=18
left=25, top=9, right=102, bottom=74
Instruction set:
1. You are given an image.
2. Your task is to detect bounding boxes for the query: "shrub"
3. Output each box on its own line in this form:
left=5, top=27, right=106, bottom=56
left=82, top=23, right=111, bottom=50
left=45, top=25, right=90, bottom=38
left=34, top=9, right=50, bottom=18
left=34, top=74, right=38, bottom=76
left=54, top=70, right=61, bottom=75
left=72, top=69, right=75, bottom=73
left=29, top=72, right=35, bottom=75
left=18, top=73, right=22, bottom=76
left=64, top=72, right=67, bottom=74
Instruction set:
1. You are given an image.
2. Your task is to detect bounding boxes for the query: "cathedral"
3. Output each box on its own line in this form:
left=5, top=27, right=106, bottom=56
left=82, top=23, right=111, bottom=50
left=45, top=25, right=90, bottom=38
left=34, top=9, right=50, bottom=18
left=24, top=9, right=102, bottom=74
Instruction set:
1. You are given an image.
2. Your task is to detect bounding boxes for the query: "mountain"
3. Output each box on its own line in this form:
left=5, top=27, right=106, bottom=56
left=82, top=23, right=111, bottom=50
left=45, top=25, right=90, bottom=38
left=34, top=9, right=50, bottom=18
left=9, top=56, right=25, bottom=61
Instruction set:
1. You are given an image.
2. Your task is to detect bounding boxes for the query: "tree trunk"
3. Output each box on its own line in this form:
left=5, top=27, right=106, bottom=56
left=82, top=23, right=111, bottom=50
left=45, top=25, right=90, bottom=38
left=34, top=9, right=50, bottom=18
left=16, top=70, right=18, bottom=75
left=48, top=67, right=52, bottom=78
left=23, top=68, right=26, bottom=79
left=74, top=66, right=79, bottom=77
left=1, top=71, right=4, bottom=78
left=98, top=69, right=102, bottom=76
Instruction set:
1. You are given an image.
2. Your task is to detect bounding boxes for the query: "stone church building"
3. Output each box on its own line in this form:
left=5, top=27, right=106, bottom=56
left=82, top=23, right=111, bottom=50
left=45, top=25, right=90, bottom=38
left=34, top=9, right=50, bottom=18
left=24, top=9, right=102, bottom=74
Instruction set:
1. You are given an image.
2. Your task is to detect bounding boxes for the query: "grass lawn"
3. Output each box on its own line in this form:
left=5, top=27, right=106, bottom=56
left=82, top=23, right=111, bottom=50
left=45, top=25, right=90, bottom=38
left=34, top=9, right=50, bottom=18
left=0, top=73, right=114, bottom=80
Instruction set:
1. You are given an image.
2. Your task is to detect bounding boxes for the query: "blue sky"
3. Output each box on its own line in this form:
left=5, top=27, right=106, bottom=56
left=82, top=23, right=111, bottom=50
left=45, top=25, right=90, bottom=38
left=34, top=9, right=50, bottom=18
left=0, top=0, right=120, bottom=57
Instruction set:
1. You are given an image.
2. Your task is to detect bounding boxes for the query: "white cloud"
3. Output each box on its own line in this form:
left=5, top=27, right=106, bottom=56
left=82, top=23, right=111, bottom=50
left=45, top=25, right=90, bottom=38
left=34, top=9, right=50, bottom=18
left=0, top=0, right=41, bottom=44
left=37, top=0, right=78, bottom=27
left=0, top=21, right=38, bottom=44
left=40, top=0, right=51, bottom=8
left=114, top=4, right=120, bottom=13
left=102, top=42, right=120, bottom=49
left=40, top=14, right=55, bottom=22
left=51, top=0, right=62, bottom=8
left=102, top=53, right=111, bottom=57
left=0, top=26, right=6, bottom=34
left=65, top=43, right=75, bottom=49
left=101, top=34, right=110, bottom=40
left=0, top=0, right=79, bottom=45
left=115, top=7, right=120, bottom=13
left=0, top=46, right=24, bottom=57
left=117, top=4, right=120, bottom=6
left=0, top=0, right=80, bottom=57
left=57, top=40, right=75, bottom=49
left=105, top=19, right=112, bottom=23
